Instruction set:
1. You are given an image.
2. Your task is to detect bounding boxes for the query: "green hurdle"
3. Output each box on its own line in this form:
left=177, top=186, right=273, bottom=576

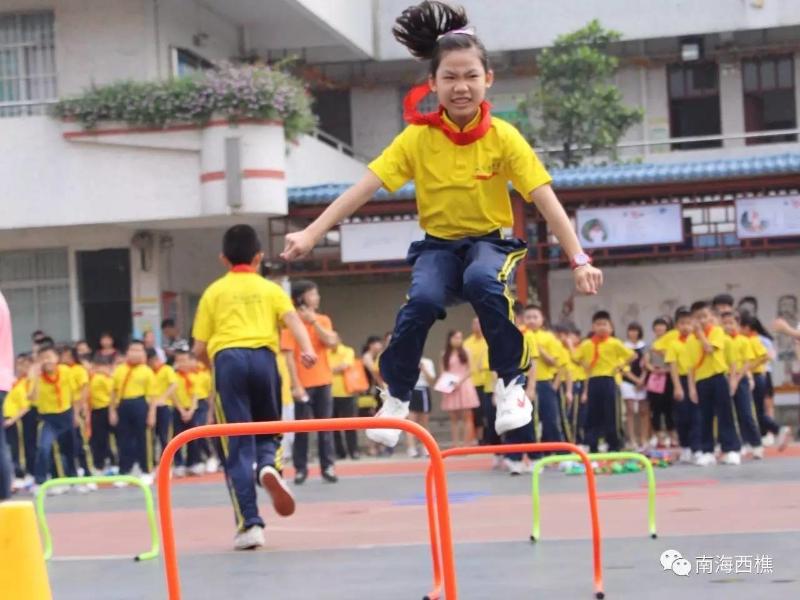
left=531, top=452, right=657, bottom=542
left=35, top=475, right=159, bottom=562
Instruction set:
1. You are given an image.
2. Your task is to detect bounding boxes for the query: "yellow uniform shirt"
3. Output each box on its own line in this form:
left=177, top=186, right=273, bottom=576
left=193, top=270, right=295, bottom=360
left=691, top=325, right=729, bottom=382
left=89, top=373, right=113, bottom=410
left=328, top=345, right=356, bottom=398
left=3, top=378, right=31, bottom=419
left=664, top=334, right=698, bottom=377
left=563, top=345, right=587, bottom=382
left=652, top=329, right=680, bottom=353
left=575, top=336, right=635, bottom=378
left=746, top=335, right=769, bottom=374
left=192, top=368, right=212, bottom=400
left=174, top=370, right=195, bottom=410
left=368, top=115, right=552, bottom=239
left=276, top=351, right=293, bottom=408
left=113, top=363, right=156, bottom=401
left=529, top=329, right=562, bottom=381
left=725, top=334, right=755, bottom=372
left=463, top=335, right=490, bottom=388
left=36, top=365, right=77, bottom=415
left=150, top=365, right=178, bottom=406
left=70, top=364, right=89, bottom=390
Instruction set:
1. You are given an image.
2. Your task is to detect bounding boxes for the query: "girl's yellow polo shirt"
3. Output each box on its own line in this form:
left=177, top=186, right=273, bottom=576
left=3, top=378, right=31, bottom=419
left=36, top=365, right=77, bottom=415
left=368, top=115, right=551, bottom=239
left=113, top=363, right=155, bottom=401
left=664, top=334, right=698, bottom=377
left=89, top=373, right=113, bottom=410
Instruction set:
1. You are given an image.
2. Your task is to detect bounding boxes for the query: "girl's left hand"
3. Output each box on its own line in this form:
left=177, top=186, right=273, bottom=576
left=573, top=264, right=603, bottom=295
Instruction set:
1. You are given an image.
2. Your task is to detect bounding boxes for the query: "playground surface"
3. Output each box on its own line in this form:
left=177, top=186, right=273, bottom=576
left=43, top=446, right=800, bottom=599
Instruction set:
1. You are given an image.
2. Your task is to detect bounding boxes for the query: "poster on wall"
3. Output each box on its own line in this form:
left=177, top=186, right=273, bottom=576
left=735, top=195, right=800, bottom=239
left=341, top=220, right=425, bottom=263
left=575, top=204, right=683, bottom=249
left=132, top=296, right=161, bottom=340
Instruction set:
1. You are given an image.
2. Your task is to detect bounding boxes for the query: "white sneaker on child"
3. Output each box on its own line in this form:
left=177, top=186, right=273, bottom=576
left=259, top=466, right=296, bottom=517
left=206, top=457, right=220, bottom=473
left=189, top=463, right=206, bottom=477
left=366, top=389, right=409, bottom=448
left=407, top=446, right=419, bottom=458
left=494, top=377, right=532, bottom=435
left=679, top=448, right=693, bottom=464
left=720, top=451, right=741, bottom=466
left=507, top=460, right=523, bottom=476
left=173, top=466, right=187, bottom=478
left=752, top=446, right=765, bottom=459
left=694, top=452, right=717, bottom=467
left=777, top=426, right=791, bottom=451
left=233, top=525, right=265, bottom=551
left=740, top=444, right=752, bottom=458
left=491, top=455, right=505, bottom=471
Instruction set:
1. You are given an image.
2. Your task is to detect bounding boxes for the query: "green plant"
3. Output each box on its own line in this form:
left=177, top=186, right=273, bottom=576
left=52, top=62, right=316, bottom=142
left=517, top=20, right=643, bottom=168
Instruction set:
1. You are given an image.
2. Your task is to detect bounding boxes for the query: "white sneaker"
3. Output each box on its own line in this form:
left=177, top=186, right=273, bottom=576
left=777, top=426, right=791, bottom=451
left=112, top=480, right=129, bottom=488
left=139, top=473, right=154, bottom=486
left=491, top=455, right=505, bottom=470
left=407, top=446, right=420, bottom=458
left=648, top=436, right=658, bottom=448
left=74, top=484, right=91, bottom=494
left=494, top=377, right=533, bottom=435
left=740, top=444, right=752, bottom=458
left=365, top=389, right=409, bottom=448
left=259, top=466, right=296, bottom=517
left=47, top=485, right=69, bottom=496
left=173, top=466, right=187, bottom=478
left=752, top=446, right=765, bottom=459
left=87, top=482, right=98, bottom=491
left=763, top=432, right=775, bottom=447
left=523, top=461, right=537, bottom=474
left=23, top=474, right=35, bottom=487
left=206, top=457, right=220, bottom=473
left=694, top=453, right=717, bottom=467
left=233, top=525, right=265, bottom=551
left=189, top=463, right=206, bottom=477
left=679, top=448, right=693, bottom=464
left=508, top=460, right=523, bottom=476
left=11, top=478, right=25, bottom=491
left=598, top=442, right=609, bottom=453
left=721, top=451, right=741, bottom=466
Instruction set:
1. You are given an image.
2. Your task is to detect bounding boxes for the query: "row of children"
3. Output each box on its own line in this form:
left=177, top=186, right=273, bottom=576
left=495, top=299, right=792, bottom=474
left=2, top=337, right=217, bottom=495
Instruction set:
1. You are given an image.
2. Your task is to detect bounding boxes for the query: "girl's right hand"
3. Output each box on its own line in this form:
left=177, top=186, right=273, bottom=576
left=281, top=229, right=316, bottom=261
left=109, top=409, right=118, bottom=427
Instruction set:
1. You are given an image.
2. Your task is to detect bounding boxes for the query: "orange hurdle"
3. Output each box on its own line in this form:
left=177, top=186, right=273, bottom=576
left=423, top=443, right=605, bottom=600
left=156, top=418, right=458, bottom=599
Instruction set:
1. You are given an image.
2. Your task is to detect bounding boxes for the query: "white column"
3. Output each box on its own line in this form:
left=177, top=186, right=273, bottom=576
left=129, top=233, right=162, bottom=339
left=719, top=58, right=745, bottom=148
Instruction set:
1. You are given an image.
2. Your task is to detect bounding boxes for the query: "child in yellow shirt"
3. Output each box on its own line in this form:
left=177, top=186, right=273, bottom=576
left=147, top=349, right=178, bottom=471
left=171, top=349, right=202, bottom=477
left=664, top=307, right=701, bottom=463
left=88, top=360, right=115, bottom=472
left=3, top=355, right=33, bottom=485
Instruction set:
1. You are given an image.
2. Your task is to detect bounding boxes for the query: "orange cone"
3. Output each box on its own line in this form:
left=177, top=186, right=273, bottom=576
left=0, top=500, right=53, bottom=599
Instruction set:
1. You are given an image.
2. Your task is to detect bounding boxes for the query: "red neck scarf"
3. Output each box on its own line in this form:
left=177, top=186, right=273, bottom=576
left=678, top=333, right=689, bottom=343
left=43, top=368, right=65, bottom=411
left=402, top=83, right=492, bottom=146
left=178, top=371, right=193, bottom=397
left=120, top=362, right=139, bottom=398
left=589, top=334, right=609, bottom=369
left=230, top=265, right=256, bottom=273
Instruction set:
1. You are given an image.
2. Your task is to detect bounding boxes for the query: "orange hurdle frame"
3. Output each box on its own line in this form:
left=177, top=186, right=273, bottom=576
left=423, top=443, right=605, bottom=600
left=156, top=418, right=458, bottom=600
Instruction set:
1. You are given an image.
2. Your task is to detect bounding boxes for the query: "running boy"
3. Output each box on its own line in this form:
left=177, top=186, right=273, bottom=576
left=280, top=0, right=602, bottom=447
left=192, top=224, right=316, bottom=550
left=573, top=311, right=635, bottom=453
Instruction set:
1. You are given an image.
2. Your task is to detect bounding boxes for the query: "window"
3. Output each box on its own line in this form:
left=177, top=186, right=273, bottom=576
left=667, top=62, right=722, bottom=150
left=171, top=47, right=213, bottom=77
left=0, top=11, right=57, bottom=117
left=742, top=55, right=797, bottom=145
left=0, top=249, right=71, bottom=353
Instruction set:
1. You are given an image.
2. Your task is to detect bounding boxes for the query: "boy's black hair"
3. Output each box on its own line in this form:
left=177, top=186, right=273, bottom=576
left=512, top=300, right=525, bottom=316
left=627, top=322, right=644, bottom=339
left=552, top=324, right=569, bottom=335
left=37, top=337, right=56, bottom=353
left=690, top=300, right=709, bottom=313
left=161, top=318, right=175, bottom=329
left=174, top=347, right=190, bottom=357
left=652, top=317, right=669, bottom=329
left=393, top=1, right=489, bottom=76
left=127, top=339, right=145, bottom=349
left=712, top=293, right=735, bottom=308
left=592, top=310, right=611, bottom=323
left=222, top=224, right=262, bottom=266
left=99, top=331, right=114, bottom=340
left=31, top=329, right=46, bottom=341
left=290, top=279, right=317, bottom=307
left=674, top=307, right=692, bottom=322
left=145, top=348, right=158, bottom=361
left=740, top=314, right=773, bottom=340
left=720, top=310, right=739, bottom=322
left=524, top=303, right=543, bottom=312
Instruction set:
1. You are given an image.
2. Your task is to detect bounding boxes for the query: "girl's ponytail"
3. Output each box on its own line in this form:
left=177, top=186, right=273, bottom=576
left=392, top=1, right=469, bottom=60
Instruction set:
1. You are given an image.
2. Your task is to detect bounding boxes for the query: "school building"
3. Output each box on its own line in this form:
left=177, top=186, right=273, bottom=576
left=1, top=1, right=799, bottom=419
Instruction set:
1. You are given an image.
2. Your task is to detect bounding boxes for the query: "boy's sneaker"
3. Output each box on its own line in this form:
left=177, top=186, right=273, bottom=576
left=494, top=377, right=532, bottom=435
left=112, top=480, right=129, bottom=488
left=695, top=453, right=717, bottom=467
left=407, top=446, right=420, bottom=458
left=752, top=445, right=765, bottom=459
left=491, top=455, right=505, bottom=471
left=173, top=466, right=187, bottom=478
left=294, top=469, right=308, bottom=485
left=523, top=461, right=537, bottom=474
left=321, top=466, right=339, bottom=483
left=679, top=448, right=693, bottom=464
left=47, top=485, right=69, bottom=496
left=777, top=426, right=791, bottom=451
left=740, top=444, right=752, bottom=458
left=206, top=457, right=220, bottom=473
left=721, top=451, right=741, bottom=466
left=189, top=463, right=206, bottom=477
left=233, top=525, right=265, bottom=551
left=74, top=484, right=91, bottom=494
left=366, top=390, right=409, bottom=448
left=507, top=460, right=523, bottom=476
left=140, top=473, right=154, bottom=486
left=259, top=466, right=296, bottom=517
left=763, top=432, right=775, bottom=447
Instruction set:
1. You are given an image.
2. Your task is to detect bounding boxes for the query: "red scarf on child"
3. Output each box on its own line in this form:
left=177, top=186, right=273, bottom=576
left=589, top=334, right=609, bottom=369
left=42, top=368, right=64, bottom=411
left=402, top=83, right=492, bottom=145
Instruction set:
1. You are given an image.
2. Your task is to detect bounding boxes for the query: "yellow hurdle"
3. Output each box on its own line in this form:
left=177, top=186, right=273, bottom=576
left=0, top=500, right=53, bottom=600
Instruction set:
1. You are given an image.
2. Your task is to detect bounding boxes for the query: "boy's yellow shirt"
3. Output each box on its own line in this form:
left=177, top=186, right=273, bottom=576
left=192, top=368, right=213, bottom=399
left=747, top=334, right=769, bottom=374
left=368, top=115, right=552, bottom=239
left=664, top=334, right=698, bottom=376
left=36, top=364, right=78, bottom=415
left=192, top=270, right=295, bottom=360
left=725, top=333, right=755, bottom=372
left=463, top=334, right=490, bottom=388
left=112, top=363, right=156, bottom=401
left=328, top=345, right=356, bottom=398
left=691, top=325, right=729, bottom=382
left=652, top=329, right=680, bottom=353
left=574, top=336, right=634, bottom=378
left=89, top=372, right=113, bottom=410
left=3, top=378, right=31, bottom=419
left=150, top=364, right=178, bottom=405
left=174, top=370, right=195, bottom=410
left=70, top=363, right=90, bottom=389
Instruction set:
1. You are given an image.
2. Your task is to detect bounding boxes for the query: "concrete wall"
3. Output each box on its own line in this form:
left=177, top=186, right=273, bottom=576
left=548, top=255, right=800, bottom=386
left=293, top=0, right=374, bottom=58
